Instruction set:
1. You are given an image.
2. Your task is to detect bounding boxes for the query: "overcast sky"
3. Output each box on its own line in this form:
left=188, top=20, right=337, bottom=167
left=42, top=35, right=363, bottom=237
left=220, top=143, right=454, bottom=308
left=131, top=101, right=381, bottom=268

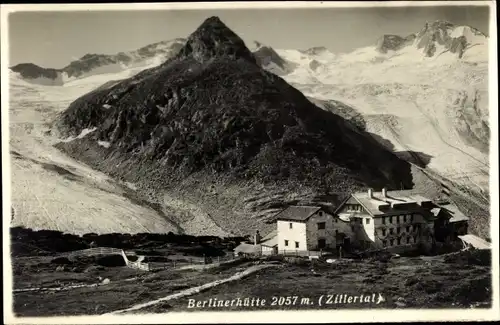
left=8, top=5, right=490, bottom=68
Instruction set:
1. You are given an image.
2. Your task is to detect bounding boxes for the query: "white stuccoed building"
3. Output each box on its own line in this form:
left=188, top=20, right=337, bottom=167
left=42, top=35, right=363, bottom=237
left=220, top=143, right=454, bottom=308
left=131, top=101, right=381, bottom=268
left=269, top=188, right=471, bottom=255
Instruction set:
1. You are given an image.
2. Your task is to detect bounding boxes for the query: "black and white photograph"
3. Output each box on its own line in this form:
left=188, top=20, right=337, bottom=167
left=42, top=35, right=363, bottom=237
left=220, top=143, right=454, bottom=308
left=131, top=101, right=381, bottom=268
left=2, top=1, right=498, bottom=323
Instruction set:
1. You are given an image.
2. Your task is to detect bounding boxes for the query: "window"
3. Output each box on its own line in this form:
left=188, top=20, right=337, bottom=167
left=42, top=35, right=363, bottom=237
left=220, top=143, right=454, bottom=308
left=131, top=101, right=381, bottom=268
left=397, top=237, right=401, bottom=245
left=406, top=226, right=410, bottom=233
left=410, top=214, right=414, bottom=222
left=403, top=215, right=407, bottom=223
left=382, top=229, right=386, bottom=236
left=318, top=239, right=326, bottom=249
left=382, top=217, right=386, bottom=225
left=285, top=240, right=289, bottom=246
left=289, top=223, right=293, bottom=229
left=366, top=218, right=371, bottom=224
left=318, top=211, right=323, bottom=217
left=382, top=240, right=387, bottom=247
left=317, top=222, right=326, bottom=230
left=389, top=228, right=394, bottom=235
left=295, top=241, right=300, bottom=249
left=335, top=230, right=339, bottom=235
left=397, top=227, right=401, bottom=234
left=390, top=239, right=395, bottom=246
left=390, top=216, right=393, bottom=223
left=413, top=235, right=417, bottom=242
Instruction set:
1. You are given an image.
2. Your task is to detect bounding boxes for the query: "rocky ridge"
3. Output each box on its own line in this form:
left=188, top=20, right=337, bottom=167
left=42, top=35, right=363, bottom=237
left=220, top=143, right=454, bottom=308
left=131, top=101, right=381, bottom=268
left=53, top=16, right=416, bottom=236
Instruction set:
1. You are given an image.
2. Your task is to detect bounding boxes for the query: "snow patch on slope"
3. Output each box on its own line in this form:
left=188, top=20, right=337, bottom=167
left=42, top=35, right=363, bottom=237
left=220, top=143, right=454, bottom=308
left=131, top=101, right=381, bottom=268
left=276, top=43, right=489, bottom=194
left=9, top=71, right=179, bottom=235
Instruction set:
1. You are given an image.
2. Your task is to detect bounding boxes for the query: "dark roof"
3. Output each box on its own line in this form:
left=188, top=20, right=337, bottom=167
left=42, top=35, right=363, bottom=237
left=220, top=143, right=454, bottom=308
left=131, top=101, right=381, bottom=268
left=438, top=203, right=469, bottom=222
left=274, top=206, right=322, bottom=222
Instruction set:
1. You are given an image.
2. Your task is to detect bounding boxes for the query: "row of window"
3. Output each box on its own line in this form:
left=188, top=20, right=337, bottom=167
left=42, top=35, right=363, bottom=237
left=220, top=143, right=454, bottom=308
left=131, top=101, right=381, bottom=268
left=284, top=240, right=300, bottom=248
left=383, top=234, right=419, bottom=247
left=290, top=215, right=414, bottom=232
left=286, top=213, right=416, bottom=230
left=346, top=204, right=363, bottom=212
left=379, top=224, right=421, bottom=236
left=382, top=214, right=415, bottom=224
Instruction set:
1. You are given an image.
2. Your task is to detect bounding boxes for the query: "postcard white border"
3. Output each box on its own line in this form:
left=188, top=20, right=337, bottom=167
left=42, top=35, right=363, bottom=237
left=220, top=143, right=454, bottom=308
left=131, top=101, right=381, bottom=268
left=1, top=1, right=498, bottom=323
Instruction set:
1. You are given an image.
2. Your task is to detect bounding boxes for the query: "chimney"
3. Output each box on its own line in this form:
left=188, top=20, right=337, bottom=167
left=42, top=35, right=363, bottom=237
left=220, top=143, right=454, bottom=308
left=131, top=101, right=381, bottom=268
left=368, top=188, right=373, bottom=199
left=382, top=188, right=387, bottom=198
left=254, top=230, right=261, bottom=245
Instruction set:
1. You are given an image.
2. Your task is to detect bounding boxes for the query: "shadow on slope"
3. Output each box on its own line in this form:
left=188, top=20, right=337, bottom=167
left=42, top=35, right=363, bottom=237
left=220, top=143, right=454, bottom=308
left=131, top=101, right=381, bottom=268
left=11, top=150, right=83, bottom=183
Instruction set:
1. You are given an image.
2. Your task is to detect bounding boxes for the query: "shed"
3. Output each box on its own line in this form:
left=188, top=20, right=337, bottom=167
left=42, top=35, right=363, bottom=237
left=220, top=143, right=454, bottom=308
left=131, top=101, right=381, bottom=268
left=234, top=242, right=261, bottom=256
left=458, top=234, right=491, bottom=250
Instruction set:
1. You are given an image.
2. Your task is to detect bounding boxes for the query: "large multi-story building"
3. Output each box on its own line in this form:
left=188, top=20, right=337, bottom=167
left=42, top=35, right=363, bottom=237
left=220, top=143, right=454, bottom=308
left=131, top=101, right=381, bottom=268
left=335, top=188, right=441, bottom=251
left=267, top=188, right=470, bottom=254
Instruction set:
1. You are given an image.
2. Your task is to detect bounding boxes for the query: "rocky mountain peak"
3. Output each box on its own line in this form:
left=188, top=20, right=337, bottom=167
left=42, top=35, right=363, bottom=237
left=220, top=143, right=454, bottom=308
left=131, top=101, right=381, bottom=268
left=302, top=46, right=329, bottom=55
left=375, top=20, right=487, bottom=59
left=376, top=34, right=416, bottom=53
left=174, top=16, right=256, bottom=64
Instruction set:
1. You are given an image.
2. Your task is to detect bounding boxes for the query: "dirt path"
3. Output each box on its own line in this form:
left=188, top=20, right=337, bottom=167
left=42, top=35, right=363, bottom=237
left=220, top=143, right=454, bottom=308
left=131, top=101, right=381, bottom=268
left=13, top=276, right=140, bottom=293
left=104, top=263, right=275, bottom=315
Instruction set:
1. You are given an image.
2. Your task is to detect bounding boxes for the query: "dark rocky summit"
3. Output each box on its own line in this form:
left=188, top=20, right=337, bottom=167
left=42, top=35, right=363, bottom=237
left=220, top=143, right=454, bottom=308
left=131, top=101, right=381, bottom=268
left=376, top=20, right=487, bottom=58
left=175, top=17, right=256, bottom=64
left=376, top=34, right=416, bottom=53
left=54, top=16, right=414, bottom=234
left=10, top=39, right=187, bottom=81
left=10, top=63, right=62, bottom=79
left=253, top=41, right=288, bottom=70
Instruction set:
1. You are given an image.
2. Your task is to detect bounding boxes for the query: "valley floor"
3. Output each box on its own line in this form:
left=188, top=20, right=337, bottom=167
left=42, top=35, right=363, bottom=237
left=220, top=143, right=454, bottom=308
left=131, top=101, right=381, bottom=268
left=11, top=250, right=491, bottom=316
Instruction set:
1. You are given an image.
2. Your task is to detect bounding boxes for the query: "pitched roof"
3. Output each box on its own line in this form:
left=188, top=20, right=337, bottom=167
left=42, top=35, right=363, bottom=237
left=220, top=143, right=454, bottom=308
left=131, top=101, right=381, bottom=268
left=431, top=207, right=442, bottom=217
left=261, top=235, right=278, bottom=247
left=234, top=243, right=261, bottom=254
left=261, top=229, right=277, bottom=242
left=458, top=234, right=490, bottom=249
left=273, top=206, right=322, bottom=222
left=351, top=189, right=433, bottom=217
left=438, top=203, right=469, bottom=222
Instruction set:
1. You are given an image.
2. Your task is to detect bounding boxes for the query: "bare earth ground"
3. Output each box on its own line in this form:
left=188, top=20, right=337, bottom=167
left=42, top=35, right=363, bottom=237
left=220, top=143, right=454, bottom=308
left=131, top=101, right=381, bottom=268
left=162, top=253, right=492, bottom=312
left=12, top=256, right=254, bottom=316
left=12, top=250, right=491, bottom=316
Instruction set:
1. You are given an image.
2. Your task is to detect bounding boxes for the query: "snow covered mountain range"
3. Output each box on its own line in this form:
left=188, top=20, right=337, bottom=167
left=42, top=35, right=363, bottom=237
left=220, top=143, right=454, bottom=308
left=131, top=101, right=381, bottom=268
left=10, top=38, right=186, bottom=86
left=8, top=20, right=490, bottom=236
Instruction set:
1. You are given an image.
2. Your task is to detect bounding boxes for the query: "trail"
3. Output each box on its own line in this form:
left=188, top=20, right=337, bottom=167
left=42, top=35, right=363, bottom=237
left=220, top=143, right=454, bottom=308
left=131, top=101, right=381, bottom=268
left=13, top=276, right=141, bottom=293
left=104, top=263, right=276, bottom=315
